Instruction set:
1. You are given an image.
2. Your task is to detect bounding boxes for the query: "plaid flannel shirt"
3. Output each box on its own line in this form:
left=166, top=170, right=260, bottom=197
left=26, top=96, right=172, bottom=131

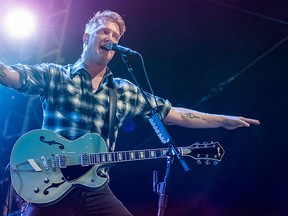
left=12, top=59, right=171, bottom=150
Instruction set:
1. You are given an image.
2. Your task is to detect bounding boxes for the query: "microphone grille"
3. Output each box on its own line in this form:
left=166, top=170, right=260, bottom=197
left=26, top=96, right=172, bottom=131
left=105, top=42, right=114, bottom=50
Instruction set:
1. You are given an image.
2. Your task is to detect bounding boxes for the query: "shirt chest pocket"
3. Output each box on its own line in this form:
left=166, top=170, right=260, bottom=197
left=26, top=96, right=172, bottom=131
left=115, top=96, right=132, bottom=125
left=55, top=82, right=81, bottom=112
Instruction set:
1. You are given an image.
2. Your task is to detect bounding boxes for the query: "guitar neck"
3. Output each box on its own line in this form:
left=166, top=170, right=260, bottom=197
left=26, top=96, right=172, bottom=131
left=82, top=147, right=181, bottom=166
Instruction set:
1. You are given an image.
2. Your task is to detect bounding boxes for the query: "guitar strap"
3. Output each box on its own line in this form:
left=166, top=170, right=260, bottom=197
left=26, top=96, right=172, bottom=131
left=107, top=74, right=117, bottom=152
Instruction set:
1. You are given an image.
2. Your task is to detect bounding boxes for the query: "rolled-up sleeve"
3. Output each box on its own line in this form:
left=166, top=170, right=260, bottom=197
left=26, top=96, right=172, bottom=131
left=139, top=92, right=172, bottom=120
left=11, top=63, right=50, bottom=96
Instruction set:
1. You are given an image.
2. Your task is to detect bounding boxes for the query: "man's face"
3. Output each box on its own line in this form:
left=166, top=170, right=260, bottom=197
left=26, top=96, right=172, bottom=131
left=84, top=20, right=121, bottom=65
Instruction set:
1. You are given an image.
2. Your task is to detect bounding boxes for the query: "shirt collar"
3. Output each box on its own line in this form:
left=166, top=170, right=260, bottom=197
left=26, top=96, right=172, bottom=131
left=70, top=59, right=114, bottom=85
left=70, top=59, right=86, bottom=78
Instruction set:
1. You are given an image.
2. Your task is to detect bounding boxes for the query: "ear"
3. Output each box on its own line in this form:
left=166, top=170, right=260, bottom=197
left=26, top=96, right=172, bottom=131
left=83, top=33, right=90, bottom=44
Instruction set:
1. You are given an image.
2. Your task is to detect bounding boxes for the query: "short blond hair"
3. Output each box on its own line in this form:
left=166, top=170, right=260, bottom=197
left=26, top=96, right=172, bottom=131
left=85, top=10, right=126, bottom=36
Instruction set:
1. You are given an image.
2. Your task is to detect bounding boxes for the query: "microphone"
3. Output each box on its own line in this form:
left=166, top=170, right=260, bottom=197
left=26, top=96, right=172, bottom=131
left=101, top=42, right=138, bottom=55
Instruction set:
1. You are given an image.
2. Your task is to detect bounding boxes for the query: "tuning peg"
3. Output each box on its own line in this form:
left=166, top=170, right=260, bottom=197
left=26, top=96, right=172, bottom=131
left=205, top=160, right=210, bottom=165
left=203, top=142, right=208, bottom=148
left=197, top=160, right=202, bottom=165
left=213, top=161, right=218, bottom=165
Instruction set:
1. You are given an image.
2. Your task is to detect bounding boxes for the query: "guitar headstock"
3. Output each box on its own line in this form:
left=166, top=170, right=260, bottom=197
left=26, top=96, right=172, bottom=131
left=181, top=141, right=225, bottom=165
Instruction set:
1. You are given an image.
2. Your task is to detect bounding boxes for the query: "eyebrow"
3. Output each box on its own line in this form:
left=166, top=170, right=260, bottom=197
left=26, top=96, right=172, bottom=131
left=97, top=27, right=120, bottom=37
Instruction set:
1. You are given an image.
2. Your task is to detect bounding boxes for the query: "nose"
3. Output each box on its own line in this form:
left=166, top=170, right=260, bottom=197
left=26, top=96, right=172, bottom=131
left=105, top=33, right=117, bottom=44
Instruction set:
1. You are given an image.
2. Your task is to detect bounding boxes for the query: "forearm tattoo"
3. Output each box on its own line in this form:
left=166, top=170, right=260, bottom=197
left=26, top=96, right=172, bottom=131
left=181, top=112, right=208, bottom=122
left=0, top=63, right=8, bottom=78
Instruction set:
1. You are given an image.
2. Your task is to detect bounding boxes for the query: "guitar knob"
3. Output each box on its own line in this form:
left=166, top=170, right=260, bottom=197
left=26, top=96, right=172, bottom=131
left=34, top=187, right=40, bottom=193
left=44, top=178, right=50, bottom=183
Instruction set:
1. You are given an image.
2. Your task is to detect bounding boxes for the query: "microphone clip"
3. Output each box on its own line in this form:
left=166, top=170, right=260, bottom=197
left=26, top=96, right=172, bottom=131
left=102, top=42, right=138, bottom=55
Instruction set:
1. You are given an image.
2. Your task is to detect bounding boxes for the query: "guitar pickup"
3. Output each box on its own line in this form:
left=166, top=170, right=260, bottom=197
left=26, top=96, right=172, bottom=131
left=81, top=153, right=90, bottom=166
left=58, top=155, right=67, bottom=168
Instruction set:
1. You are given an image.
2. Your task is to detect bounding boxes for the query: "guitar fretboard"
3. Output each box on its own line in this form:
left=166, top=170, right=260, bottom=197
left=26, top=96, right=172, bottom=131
left=81, top=148, right=180, bottom=166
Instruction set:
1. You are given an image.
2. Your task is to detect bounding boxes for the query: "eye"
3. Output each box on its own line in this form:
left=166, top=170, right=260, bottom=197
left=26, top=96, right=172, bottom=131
left=113, top=33, right=120, bottom=41
left=97, top=29, right=108, bottom=35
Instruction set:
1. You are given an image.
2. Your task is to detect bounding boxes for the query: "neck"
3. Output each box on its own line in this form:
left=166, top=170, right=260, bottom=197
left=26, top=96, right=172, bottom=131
left=82, top=59, right=107, bottom=78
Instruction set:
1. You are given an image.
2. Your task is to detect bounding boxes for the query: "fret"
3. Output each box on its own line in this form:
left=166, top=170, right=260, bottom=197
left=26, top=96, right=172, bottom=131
left=121, top=152, right=126, bottom=161
left=99, top=154, right=104, bottom=163
left=118, top=152, right=122, bottom=161
left=156, top=149, right=162, bottom=158
left=144, top=150, right=150, bottom=159
left=139, top=151, right=144, bottom=159
left=135, top=151, right=140, bottom=159
left=95, top=154, right=100, bottom=164
left=107, top=153, right=112, bottom=162
left=89, top=154, right=95, bottom=164
left=113, top=152, right=118, bottom=162
left=104, top=153, right=108, bottom=163
left=125, top=152, right=130, bottom=161
left=150, top=150, right=156, bottom=158
left=130, top=151, right=135, bottom=160
left=102, top=153, right=105, bottom=162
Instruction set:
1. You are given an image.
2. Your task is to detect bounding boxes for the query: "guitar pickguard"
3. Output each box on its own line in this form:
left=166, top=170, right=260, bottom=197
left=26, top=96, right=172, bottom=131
left=61, top=165, right=93, bottom=181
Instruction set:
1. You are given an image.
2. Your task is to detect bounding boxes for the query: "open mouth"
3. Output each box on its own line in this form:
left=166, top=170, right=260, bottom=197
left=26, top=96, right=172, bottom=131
left=100, top=42, right=113, bottom=51
left=100, top=45, right=109, bottom=51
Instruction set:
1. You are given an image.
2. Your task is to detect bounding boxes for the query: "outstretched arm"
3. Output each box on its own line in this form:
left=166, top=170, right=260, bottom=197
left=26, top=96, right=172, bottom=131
left=0, top=62, right=22, bottom=89
left=164, top=107, right=260, bottom=130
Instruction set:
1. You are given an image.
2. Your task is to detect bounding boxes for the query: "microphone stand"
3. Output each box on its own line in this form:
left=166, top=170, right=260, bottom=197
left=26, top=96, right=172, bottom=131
left=153, top=153, right=172, bottom=216
left=121, top=54, right=190, bottom=216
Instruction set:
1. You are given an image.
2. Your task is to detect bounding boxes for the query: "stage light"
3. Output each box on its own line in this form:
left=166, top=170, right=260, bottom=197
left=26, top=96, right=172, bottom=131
left=4, top=8, right=37, bottom=38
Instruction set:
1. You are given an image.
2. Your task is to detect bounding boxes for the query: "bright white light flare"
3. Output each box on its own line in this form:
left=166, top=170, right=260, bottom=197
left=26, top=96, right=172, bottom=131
left=4, top=9, right=37, bottom=38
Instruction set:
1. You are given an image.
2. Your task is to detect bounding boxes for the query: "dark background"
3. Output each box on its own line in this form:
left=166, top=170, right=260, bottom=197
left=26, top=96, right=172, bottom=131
left=1, top=0, right=288, bottom=215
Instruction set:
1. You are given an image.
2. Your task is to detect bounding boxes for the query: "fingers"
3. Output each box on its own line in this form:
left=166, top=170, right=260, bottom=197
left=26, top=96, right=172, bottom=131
left=224, top=116, right=260, bottom=130
left=240, top=117, right=261, bottom=126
